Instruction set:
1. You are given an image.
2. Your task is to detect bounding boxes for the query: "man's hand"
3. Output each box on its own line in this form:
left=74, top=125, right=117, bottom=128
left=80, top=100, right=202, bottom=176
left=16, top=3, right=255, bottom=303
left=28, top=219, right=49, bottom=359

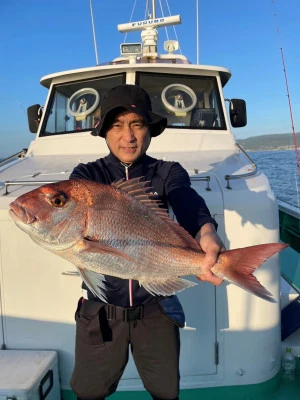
left=195, top=223, right=225, bottom=286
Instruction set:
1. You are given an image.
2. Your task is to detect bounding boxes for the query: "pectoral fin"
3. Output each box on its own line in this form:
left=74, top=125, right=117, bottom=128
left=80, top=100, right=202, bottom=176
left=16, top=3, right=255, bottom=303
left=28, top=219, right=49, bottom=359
left=74, top=239, right=138, bottom=278
left=77, top=267, right=107, bottom=302
left=77, top=238, right=135, bottom=263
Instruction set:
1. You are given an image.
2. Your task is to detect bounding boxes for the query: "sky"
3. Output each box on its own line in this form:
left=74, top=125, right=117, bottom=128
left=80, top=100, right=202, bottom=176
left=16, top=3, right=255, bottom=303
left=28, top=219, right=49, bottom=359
left=0, top=0, right=299, bottom=158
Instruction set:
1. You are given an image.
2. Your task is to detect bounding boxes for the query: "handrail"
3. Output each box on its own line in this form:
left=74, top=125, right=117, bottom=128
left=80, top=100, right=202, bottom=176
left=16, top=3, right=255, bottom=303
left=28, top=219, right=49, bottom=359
left=62, top=271, right=80, bottom=276
left=4, top=176, right=212, bottom=194
left=3, top=180, right=56, bottom=196
left=278, top=200, right=300, bottom=219
left=0, top=149, right=28, bottom=167
left=224, top=143, right=258, bottom=189
left=190, top=175, right=211, bottom=191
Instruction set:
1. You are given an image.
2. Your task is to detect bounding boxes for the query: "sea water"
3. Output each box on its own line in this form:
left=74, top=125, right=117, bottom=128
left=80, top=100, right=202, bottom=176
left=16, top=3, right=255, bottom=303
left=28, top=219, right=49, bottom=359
left=250, top=150, right=300, bottom=208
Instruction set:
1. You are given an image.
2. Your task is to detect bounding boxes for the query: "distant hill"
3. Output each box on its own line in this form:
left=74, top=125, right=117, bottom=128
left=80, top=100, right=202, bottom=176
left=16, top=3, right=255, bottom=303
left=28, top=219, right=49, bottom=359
left=237, top=133, right=300, bottom=151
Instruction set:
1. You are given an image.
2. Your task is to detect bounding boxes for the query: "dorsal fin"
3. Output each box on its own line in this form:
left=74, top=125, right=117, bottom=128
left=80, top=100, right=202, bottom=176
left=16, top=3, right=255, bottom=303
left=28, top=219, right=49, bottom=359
left=112, top=177, right=149, bottom=190
left=112, top=176, right=166, bottom=213
left=111, top=177, right=202, bottom=251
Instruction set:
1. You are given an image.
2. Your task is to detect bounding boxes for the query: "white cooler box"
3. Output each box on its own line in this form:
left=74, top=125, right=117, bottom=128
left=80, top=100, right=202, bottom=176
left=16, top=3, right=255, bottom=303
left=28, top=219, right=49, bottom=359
left=0, top=350, right=61, bottom=400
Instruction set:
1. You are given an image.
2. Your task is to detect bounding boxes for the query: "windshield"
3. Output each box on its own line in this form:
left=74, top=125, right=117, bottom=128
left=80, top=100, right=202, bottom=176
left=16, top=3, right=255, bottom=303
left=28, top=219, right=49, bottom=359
left=137, top=72, right=226, bottom=130
left=41, top=74, right=125, bottom=136
left=41, top=72, right=226, bottom=137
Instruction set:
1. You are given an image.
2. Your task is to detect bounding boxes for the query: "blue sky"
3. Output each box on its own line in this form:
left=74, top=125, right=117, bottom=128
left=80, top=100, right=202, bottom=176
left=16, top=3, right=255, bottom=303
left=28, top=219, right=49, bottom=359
left=0, top=0, right=299, bottom=157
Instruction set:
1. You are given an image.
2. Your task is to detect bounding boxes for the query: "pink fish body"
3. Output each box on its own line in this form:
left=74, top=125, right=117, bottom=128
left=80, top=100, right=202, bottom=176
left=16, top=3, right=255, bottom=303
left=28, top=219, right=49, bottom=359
left=9, top=178, right=288, bottom=302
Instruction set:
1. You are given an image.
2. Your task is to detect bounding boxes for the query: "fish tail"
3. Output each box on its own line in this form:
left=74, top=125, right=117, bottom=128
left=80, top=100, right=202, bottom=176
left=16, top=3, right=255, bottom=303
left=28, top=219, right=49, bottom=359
left=214, top=243, right=289, bottom=303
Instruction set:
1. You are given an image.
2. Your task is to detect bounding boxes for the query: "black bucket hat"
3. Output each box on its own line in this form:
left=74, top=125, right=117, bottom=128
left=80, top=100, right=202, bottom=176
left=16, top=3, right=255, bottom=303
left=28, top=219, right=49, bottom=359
left=91, top=84, right=167, bottom=138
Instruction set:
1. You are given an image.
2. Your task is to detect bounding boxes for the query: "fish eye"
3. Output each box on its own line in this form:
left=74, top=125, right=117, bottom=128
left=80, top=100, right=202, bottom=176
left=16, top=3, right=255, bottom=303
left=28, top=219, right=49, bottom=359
left=50, top=194, right=67, bottom=208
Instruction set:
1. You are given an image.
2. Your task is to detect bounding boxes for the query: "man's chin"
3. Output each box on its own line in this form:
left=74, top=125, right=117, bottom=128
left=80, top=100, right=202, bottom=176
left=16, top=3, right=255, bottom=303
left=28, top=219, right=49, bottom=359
left=120, top=158, right=138, bottom=164
left=119, top=152, right=140, bottom=164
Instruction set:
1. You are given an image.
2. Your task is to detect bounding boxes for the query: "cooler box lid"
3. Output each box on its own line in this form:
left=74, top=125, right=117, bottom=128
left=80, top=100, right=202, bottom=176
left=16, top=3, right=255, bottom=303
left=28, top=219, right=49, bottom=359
left=0, top=350, right=58, bottom=396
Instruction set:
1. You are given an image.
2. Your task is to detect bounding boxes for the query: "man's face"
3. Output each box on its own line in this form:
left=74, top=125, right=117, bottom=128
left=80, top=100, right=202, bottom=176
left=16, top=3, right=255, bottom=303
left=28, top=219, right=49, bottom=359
left=105, top=110, right=151, bottom=164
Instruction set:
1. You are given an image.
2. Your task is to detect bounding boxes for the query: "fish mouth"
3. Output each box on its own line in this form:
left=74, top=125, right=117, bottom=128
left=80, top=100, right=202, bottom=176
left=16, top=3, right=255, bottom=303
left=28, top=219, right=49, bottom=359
left=9, top=202, right=37, bottom=224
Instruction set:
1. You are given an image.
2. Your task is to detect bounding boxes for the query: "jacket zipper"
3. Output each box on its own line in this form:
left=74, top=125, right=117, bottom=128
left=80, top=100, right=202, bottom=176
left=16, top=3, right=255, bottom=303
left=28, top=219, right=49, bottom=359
left=120, top=162, right=133, bottom=306
left=121, top=162, right=131, bottom=181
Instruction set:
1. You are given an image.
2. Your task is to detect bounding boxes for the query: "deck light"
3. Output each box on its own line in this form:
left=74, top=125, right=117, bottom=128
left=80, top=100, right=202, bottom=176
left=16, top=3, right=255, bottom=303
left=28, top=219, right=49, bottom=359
left=120, top=43, right=142, bottom=56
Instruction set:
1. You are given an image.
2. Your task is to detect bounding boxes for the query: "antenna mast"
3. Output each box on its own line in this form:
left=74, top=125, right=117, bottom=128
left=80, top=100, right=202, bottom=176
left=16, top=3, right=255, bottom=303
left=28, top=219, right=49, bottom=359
left=196, top=0, right=199, bottom=64
left=152, top=0, right=156, bottom=18
left=90, top=0, right=99, bottom=65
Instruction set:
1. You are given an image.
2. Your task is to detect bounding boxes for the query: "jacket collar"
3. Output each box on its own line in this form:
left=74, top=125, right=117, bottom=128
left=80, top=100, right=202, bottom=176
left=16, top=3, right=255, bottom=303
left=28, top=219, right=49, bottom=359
left=105, top=152, right=149, bottom=169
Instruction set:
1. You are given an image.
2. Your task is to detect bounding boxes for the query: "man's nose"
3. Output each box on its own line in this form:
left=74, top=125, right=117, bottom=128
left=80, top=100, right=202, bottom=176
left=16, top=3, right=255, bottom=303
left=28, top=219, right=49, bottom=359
left=122, top=125, right=136, bottom=140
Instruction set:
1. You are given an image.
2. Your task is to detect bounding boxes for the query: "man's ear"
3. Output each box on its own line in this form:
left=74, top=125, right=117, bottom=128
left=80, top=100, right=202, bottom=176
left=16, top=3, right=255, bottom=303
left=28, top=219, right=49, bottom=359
left=105, top=138, right=111, bottom=151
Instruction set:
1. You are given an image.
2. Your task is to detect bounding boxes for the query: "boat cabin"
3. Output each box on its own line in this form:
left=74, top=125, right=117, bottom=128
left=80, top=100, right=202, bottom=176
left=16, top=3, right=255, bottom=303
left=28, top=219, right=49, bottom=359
left=0, top=9, right=287, bottom=400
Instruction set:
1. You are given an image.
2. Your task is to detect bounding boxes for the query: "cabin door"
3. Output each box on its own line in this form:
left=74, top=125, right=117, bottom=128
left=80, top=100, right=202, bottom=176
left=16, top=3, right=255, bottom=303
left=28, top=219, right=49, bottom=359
left=178, top=281, right=217, bottom=377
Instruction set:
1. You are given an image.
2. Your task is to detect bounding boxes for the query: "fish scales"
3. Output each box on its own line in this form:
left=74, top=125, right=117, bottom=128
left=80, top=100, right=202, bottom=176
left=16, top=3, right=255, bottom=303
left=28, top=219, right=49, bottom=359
left=83, top=187, right=201, bottom=280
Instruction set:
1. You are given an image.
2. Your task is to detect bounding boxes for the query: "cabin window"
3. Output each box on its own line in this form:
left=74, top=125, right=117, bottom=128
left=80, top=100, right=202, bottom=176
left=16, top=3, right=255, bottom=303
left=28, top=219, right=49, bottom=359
left=40, top=74, right=125, bottom=136
left=136, top=73, right=226, bottom=130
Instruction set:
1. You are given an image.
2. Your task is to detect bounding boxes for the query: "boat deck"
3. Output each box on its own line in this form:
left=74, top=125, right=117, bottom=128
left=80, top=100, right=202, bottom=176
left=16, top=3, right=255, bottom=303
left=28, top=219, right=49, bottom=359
left=269, top=377, right=300, bottom=400
left=62, top=376, right=300, bottom=400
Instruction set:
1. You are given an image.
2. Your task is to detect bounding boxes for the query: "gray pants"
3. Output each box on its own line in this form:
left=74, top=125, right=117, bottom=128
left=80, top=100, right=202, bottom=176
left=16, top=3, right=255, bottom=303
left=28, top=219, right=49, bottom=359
left=71, top=298, right=180, bottom=400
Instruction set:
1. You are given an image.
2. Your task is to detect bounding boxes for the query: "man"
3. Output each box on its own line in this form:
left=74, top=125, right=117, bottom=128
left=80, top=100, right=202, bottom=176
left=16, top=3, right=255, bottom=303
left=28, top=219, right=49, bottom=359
left=70, top=84, right=224, bottom=400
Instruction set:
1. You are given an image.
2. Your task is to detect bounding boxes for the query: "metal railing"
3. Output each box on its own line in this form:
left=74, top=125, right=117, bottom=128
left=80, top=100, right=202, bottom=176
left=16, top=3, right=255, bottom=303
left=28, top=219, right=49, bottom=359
left=224, top=143, right=258, bottom=189
left=2, top=144, right=257, bottom=195
left=190, top=175, right=211, bottom=191
left=3, top=180, right=56, bottom=196
left=0, top=149, right=28, bottom=167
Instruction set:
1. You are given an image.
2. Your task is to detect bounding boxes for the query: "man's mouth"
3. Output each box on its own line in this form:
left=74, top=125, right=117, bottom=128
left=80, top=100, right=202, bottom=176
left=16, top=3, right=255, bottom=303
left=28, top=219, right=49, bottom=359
left=122, top=147, right=137, bottom=152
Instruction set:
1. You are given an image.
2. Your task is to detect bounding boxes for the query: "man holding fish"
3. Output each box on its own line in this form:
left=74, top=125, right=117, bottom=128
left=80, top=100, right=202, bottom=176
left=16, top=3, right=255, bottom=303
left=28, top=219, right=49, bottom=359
left=69, top=84, right=224, bottom=400
left=9, top=84, right=285, bottom=400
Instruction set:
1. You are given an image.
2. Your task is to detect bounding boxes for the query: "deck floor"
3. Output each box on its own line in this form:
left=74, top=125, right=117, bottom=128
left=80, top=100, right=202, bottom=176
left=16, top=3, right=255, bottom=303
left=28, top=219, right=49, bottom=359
left=62, top=377, right=300, bottom=400
left=269, top=377, right=300, bottom=399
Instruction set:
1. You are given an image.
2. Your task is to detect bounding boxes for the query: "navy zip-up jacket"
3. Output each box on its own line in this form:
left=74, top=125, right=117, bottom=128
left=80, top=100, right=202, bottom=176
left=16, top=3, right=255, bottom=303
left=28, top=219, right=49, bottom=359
left=70, top=152, right=217, bottom=307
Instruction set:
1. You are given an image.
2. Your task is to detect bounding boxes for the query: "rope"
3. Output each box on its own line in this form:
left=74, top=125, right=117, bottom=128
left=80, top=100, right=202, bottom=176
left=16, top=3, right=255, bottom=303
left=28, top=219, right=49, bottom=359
left=124, top=0, right=138, bottom=43
left=124, top=0, right=182, bottom=55
left=158, top=0, right=169, bottom=41
left=164, top=0, right=182, bottom=54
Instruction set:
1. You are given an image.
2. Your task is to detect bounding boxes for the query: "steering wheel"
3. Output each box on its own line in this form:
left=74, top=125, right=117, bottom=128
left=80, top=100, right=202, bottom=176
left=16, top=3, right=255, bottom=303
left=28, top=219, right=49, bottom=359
left=161, top=84, right=197, bottom=115
left=67, top=88, right=100, bottom=120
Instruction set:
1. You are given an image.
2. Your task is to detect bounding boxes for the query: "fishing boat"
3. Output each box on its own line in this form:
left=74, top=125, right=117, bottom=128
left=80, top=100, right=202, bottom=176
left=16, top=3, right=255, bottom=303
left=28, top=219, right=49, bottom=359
left=0, top=1, right=299, bottom=399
